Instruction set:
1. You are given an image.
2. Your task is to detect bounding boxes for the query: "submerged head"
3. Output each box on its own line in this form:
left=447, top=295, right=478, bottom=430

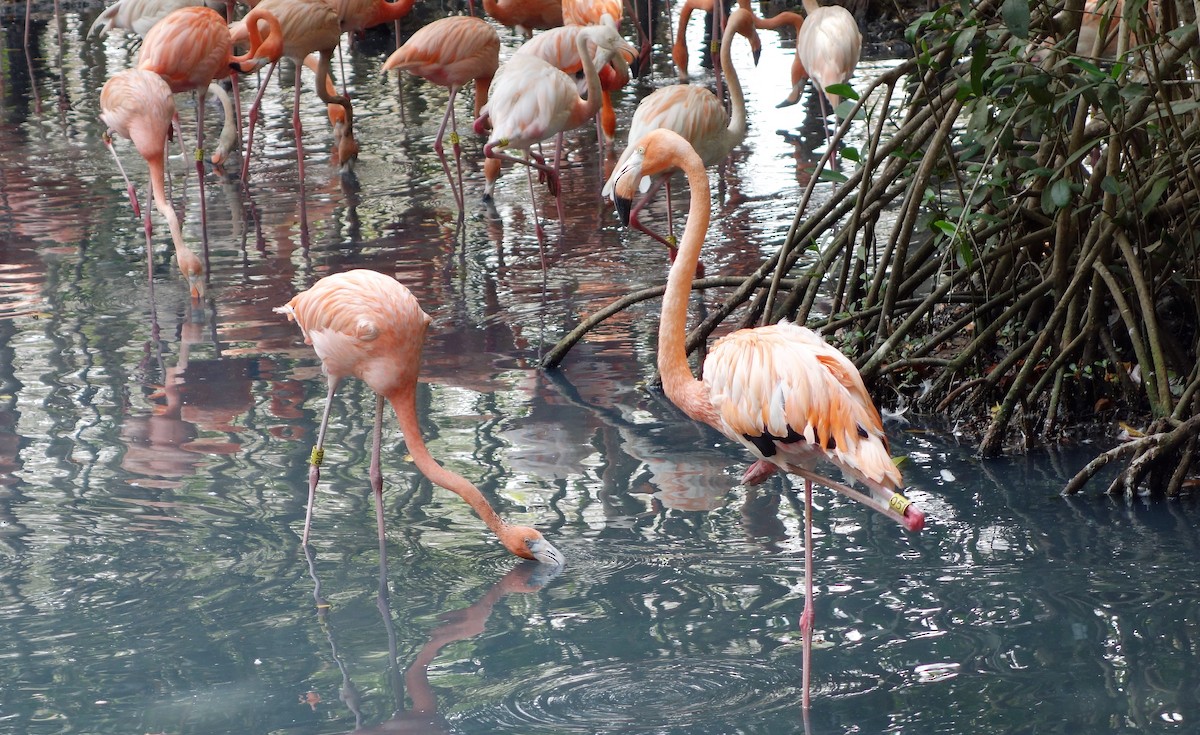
left=501, top=525, right=566, bottom=566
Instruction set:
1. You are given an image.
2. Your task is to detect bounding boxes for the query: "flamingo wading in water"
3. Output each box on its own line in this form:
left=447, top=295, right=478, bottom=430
left=382, top=15, right=500, bottom=211
left=475, top=15, right=635, bottom=235
left=100, top=68, right=206, bottom=300
left=230, top=0, right=359, bottom=181
left=609, top=128, right=926, bottom=709
left=276, top=269, right=565, bottom=565
left=603, top=5, right=757, bottom=263
left=793, top=0, right=861, bottom=150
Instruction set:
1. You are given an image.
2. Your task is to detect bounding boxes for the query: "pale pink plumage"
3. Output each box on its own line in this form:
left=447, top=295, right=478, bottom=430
left=796, top=0, right=860, bottom=111
left=604, top=6, right=754, bottom=257
left=609, top=128, right=925, bottom=709
left=276, top=269, right=564, bottom=565
left=100, top=68, right=205, bottom=299
left=87, top=0, right=223, bottom=38
left=383, top=15, right=501, bottom=209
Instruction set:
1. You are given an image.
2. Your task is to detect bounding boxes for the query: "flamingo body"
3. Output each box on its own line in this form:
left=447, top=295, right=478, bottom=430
left=796, top=0, right=860, bottom=110
left=482, top=0, right=562, bottom=35
left=609, top=130, right=924, bottom=708
left=100, top=68, right=205, bottom=298
left=277, top=269, right=564, bottom=565
left=137, top=6, right=233, bottom=92
left=88, top=0, right=223, bottom=38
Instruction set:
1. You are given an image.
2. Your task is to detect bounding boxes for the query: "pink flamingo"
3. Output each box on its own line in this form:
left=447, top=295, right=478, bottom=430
left=514, top=21, right=634, bottom=146
left=136, top=6, right=241, bottom=252
left=100, top=68, right=206, bottom=300
left=481, top=0, right=563, bottom=36
left=87, top=0, right=223, bottom=38
left=562, top=0, right=651, bottom=75
left=670, top=0, right=763, bottom=83
left=795, top=0, right=860, bottom=122
left=382, top=15, right=500, bottom=210
left=230, top=0, right=358, bottom=182
left=474, top=16, right=635, bottom=236
left=609, top=128, right=926, bottom=709
left=276, top=268, right=564, bottom=565
left=603, top=6, right=756, bottom=263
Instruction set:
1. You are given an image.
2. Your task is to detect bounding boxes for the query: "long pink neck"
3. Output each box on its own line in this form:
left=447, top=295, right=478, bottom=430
left=370, top=0, right=414, bottom=25
left=569, top=30, right=605, bottom=128
left=385, top=383, right=508, bottom=536
left=658, top=141, right=717, bottom=425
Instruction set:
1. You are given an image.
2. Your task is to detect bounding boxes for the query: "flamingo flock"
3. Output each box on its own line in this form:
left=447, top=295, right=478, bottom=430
left=84, top=0, right=922, bottom=708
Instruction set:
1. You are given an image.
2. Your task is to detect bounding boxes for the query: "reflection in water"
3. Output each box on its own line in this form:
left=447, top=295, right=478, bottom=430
left=5, top=4, right=1200, bottom=734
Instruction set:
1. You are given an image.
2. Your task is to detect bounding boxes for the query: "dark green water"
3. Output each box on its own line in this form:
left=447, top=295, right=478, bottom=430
left=3, top=6, right=1200, bottom=733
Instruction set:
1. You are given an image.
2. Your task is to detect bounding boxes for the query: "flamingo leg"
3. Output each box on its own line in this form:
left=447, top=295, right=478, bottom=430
left=801, top=476, right=814, bottom=710
left=449, top=93, right=465, bottom=213
left=552, top=131, right=565, bottom=226
left=434, top=86, right=464, bottom=211
left=293, top=69, right=307, bottom=184
left=522, top=156, right=545, bottom=242
left=370, top=394, right=386, bottom=547
left=241, top=60, right=280, bottom=183
left=303, top=376, right=341, bottom=545
left=194, top=87, right=211, bottom=260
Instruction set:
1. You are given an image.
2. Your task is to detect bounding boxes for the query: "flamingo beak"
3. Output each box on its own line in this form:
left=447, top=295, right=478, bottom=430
left=527, top=537, right=566, bottom=567
left=615, top=194, right=632, bottom=225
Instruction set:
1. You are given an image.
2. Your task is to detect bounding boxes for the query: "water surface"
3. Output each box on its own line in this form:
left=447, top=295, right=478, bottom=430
left=2, top=5, right=1199, bottom=734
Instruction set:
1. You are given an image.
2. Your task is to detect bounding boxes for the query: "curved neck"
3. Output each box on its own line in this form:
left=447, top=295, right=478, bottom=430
left=755, top=10, right=803, bottom=32
left=720, top=12, right=748, bottom=145
left=385, top=384, right=509, bottom=537
left=658, top=142, right=713, bottom=415
left=473, top=77, right=492, bottom=118
left=371, top=0, right=414, bottom=25
left=147, top=152, right=204, bottom=297
left=572, top=31, right=605, bottom=125
left=802, top=0, right=820, bottom=14
left=231, top=9, right=283, bottom=71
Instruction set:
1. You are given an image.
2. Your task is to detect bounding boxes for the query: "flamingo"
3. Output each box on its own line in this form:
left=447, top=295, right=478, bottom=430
left=609, top=128, right=926, bottom=709
left=230, top=0, right=358, bottom=182
left=382, top=15, right=500, bottom=211
left=100, top=68, right=206, bottom=300
left=753, top=10, right=809, bottom=108
left=670, top=0, right=763, bottom=84
left=481, top=0, right=563, bottom=37
left=275, top=269, right=565, bottom=565
left=474, top=16, right=635, bottom=234
left=602, top=5, right=756, bottom=263
left=795, top=0, right=860, bottom=120
left=562, top=0, right=652, bottom=76
left=87, top=0, right=223, bottom=38
left=137, top=6, right=242, bottom=251
left=513, top=21, right=634, bottom=144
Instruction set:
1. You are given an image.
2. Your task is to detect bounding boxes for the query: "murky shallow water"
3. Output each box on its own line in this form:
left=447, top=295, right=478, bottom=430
left=3, top=4, right=1200, bottom=734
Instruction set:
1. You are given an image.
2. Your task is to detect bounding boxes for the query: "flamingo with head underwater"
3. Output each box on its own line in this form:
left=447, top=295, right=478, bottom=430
left=100, top=68, right=206, bottom=301
left=609, top=128, right=925, bottom=709
left=276, top=268, right=564, bottom=565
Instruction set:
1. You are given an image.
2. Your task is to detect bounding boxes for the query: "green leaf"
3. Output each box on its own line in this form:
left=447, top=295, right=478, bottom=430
left=1001, top=0, right=1030, bottom=39
left=826, top=83, right=858, bottom=102
left=932, top=220, right=958, bottom=237
left=840, top=146, right=861, bottom=163
left=970, top=35, right=989, bottom=96
left=1050, top=178, right=1072, bottom=209
left=1141, top=176, right=1169, bottom=215
left=818, top=168, right=849, bottom=184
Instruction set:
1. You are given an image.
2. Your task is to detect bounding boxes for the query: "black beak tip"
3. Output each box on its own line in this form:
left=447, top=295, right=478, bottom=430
left=615, top=196, right=632, bottom=226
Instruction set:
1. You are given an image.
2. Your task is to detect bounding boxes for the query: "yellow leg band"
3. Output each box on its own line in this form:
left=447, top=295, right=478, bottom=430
left=309, top=446, right=325, bottom=466
left=889, top=493, right=912, bottom=515
left=449, top=131, right=460, bottom=146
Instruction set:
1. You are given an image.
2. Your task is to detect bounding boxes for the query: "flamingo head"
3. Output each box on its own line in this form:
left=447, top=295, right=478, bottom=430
left=500, top=525, right=566, bottom=566
left=583, top=14, right=638, bottom=66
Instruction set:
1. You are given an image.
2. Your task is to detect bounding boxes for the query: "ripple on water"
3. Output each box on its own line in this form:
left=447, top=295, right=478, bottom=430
left=457, top=656, right=804, bottom=734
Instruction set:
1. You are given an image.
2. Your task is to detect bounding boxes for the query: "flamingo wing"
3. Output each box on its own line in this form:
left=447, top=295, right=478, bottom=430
left=383, top=16, right=500, bottom=86
left=703, top=322, right=901, bottom=490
